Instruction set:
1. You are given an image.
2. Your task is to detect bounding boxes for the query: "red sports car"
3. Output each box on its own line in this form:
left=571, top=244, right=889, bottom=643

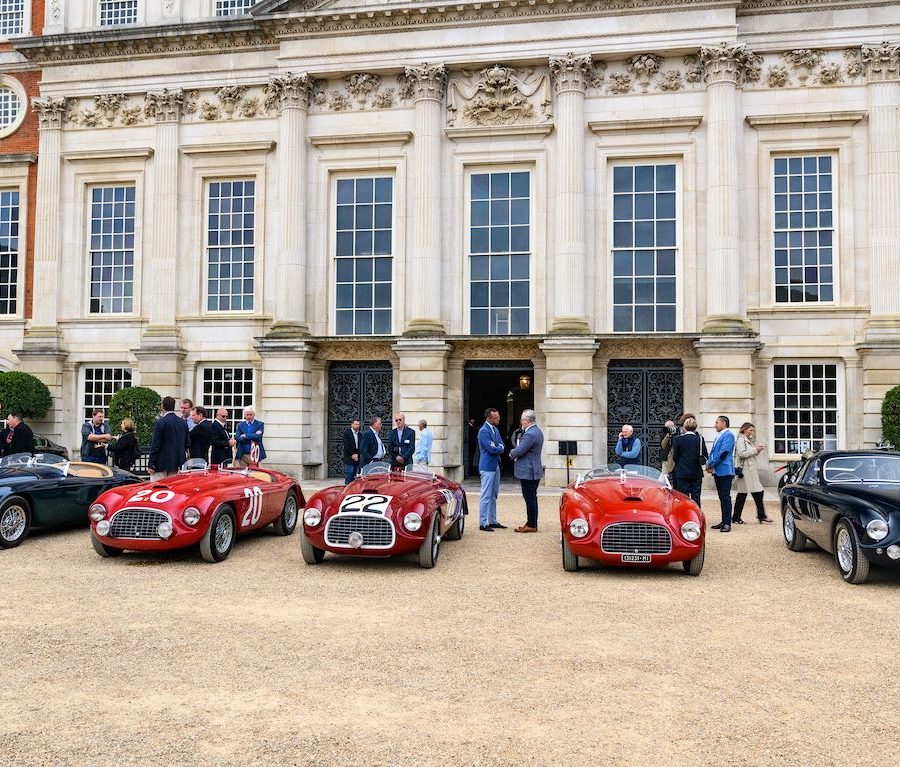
left=559, top=465, right=706, bottom=575
left=88, top=460, right=305, bottom=562
left=300, top=464, right=467, bottom=568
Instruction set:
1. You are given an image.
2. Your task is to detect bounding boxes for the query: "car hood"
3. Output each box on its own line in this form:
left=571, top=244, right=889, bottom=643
left=345, top=475, right=432, bottom=507
left=826, top=484, right=900, bottom=511
left=576, top=481, right=674, bottom=518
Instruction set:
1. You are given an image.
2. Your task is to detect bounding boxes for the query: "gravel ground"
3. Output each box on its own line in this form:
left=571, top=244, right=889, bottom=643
left=2, top=492, right=899, bottom=767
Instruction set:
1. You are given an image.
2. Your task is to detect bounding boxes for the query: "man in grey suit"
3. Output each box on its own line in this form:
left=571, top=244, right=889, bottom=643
left=509, top=409, right=544, bottom=532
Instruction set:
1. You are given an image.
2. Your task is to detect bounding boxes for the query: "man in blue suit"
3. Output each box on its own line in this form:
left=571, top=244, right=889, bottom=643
left=478, top=408, right=506, bottom=531
left=509, top=409, right=544, bottom=532
left=148, top=396, right=189, bottom=480
left=706, top=415, right=736, bottom=532
left=387, top=412, right=415, bottom=470
left=359, top=417, right=386, bottom=468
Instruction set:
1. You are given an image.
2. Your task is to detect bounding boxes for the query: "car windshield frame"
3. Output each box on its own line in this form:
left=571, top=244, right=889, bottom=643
left=361, top=461, right=392, bottom=476
left=822, top=455, right=900, bottom=484
left=576, top=464, right=669, bottom=488
left=403, top=465, right=436, bottom=481
left=0, top=453, right=70, bottom=475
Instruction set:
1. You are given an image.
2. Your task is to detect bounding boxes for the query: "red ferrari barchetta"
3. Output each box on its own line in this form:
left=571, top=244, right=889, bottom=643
left=300, top=463, right=467, bottom=568
left=89, top=460, right=305, bottom=562
left=559, top=465, right=706, bottom=575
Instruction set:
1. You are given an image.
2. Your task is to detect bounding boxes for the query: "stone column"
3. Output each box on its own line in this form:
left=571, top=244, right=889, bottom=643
left=539, top=338, right=599, bottom=486
left=15, top=98, right=69, bottom=438
left=135, top=89, right=185, bottom=390
left=265, top=72, right=311, bottom=338
left=548, top=53, right=593, bottom=335
left=254, top=338, right=318, bottom=476
left=403, top=63, right=447, bottom=337
left=862, top=42, right=900, bottom=339
left=392, top=339, right=452, bottom=473
left=700, top=42, right=758, bottom=335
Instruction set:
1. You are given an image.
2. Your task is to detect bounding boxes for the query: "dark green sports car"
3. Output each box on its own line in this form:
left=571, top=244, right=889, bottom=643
left=0, top=453, right=140, bottom=548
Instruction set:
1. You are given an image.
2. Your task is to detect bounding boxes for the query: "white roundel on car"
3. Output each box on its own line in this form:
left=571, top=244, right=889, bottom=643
left=439, top=489, right=457, bottom=518
left=339, top=494, right=393, bottom=514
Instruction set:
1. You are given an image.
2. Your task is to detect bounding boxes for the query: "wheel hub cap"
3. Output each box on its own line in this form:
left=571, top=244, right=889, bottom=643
left=284, top=498, right=297, bottom=527
left=836, top=528, right=853, bottom=573
left=215, top=516, right=234, bottom=553
left=783, top=512, right=794, bottom=541
left=1, top=506, right=26, bottom=541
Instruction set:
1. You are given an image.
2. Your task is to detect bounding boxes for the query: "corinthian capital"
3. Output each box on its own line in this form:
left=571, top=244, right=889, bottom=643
left=549, top=53, right=594, bottom=94
left=143, top=88, right=185, bottom=123
left=32, top=97, right=68, bottom=130
left=699, top=42, right=761, bottom=86
left=264, top=72, right=312, bottom=112
left=860, top=41, right=900, bottom=82
left=402, top=63, right=447, bottom=102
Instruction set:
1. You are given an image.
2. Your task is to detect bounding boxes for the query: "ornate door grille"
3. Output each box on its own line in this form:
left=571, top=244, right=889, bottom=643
left=606, top=359, right=683, bottom=468
left=327, top=362, right=393, bottom=477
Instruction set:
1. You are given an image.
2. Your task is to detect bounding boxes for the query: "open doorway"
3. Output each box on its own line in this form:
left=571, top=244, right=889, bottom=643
left=463, top=360, right=535, bottom=478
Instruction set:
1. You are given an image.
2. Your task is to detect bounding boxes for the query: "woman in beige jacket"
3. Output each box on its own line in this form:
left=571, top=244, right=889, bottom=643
left=733, top=422, right=773, bottom=524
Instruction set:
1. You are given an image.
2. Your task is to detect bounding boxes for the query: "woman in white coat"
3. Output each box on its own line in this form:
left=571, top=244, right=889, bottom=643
left=733, top=422, right=773, bottom=524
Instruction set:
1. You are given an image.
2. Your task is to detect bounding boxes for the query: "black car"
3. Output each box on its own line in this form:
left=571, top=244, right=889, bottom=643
left=780, top=450, right=900, bottom=584
left=0, top=453, right=140, bottom=549
left=33, top=434, right=69, bottom=460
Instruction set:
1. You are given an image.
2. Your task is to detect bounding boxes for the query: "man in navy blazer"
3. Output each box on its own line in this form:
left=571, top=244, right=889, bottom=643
left=359, top=417, right=387, bottom=468
left=387, top=412, right=416, bottom=470
left=509, top=409, right=544, bottom=532
left=148, top=396, right=189, bottom=480
left=706, top=415, right=736, bottom=532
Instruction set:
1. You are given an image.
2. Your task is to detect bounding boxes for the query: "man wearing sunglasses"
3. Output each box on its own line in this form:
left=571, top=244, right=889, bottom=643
left=388, top=413, right=416, bottom=470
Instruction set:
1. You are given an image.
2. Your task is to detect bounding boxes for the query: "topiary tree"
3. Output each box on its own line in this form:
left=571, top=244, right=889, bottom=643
left=0, top=371, right=53, bottom=420
left=108, top=386, right=161, bottom=446
left=881, top=384, right=900, bottom=449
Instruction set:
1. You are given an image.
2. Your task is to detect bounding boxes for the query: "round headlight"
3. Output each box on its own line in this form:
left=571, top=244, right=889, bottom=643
left=96, top=520, right=111, bottom=536
left=404, top=512, right=423, bottom=532
left=569, top=518, right=589, bottom=538
left=303, top=508, right=322, bottom=527
left=886, top=544, right=900, bottom=560
left=182, top=507, right=201, bottom=526
left=681, top=521, right=702, bottom=542
left=88, top=504, right=106, bottom=522
left=866, top=519, right=889, bottom=541
left=157, top=521, right=173, bottom=539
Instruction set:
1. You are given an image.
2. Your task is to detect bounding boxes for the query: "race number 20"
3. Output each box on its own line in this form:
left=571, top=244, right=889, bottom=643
left=241, top=486, right=264, bottom=527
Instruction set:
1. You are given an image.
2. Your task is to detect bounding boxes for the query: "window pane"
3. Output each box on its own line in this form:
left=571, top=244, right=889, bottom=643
left=82, top=367, right=132, bottom=422
left=0, top=189, right=20, bottom=314
left=201, top=367, right=254, bottom=435
left=773, top=363, right=839, bottom=453
left=89, top=185, right=135, bottom=315
left=99, top=0, right=138, bottom=26
left=207, top=179, right=255, bottom=312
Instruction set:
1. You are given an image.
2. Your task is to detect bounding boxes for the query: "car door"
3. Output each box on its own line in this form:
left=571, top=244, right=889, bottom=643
left=785, top=459, right=819, bottom=538
left=29, top=471, right=107, bottom=527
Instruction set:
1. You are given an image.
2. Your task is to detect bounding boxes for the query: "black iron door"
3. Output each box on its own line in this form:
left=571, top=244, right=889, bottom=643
left=327, top=362, right=393, bottom=477
left=606, top=360, right=683, bottom=468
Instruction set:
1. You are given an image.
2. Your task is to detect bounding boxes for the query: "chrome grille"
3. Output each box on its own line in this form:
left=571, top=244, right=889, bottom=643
left=601, top=522, right=672, bottom=555
left=109, top=508, right=170, bottom=540
left=325, top=513, right=395, bottom=549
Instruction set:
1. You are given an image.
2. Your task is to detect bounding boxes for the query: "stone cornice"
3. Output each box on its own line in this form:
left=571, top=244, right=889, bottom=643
left=737, top=0, right=899, bottom=13
left=745, top=110, right=865, bottom=127
left=181, top=140, right=276, bottom=155
left=308, top=131, right=413, bottom=147
left=62, top=147, right=155, bottom=161
left=0, top=153, right=38, bottom=165
left=589, top=115, right=703, bottom=132
left=445, top=123, right=554, bottom=140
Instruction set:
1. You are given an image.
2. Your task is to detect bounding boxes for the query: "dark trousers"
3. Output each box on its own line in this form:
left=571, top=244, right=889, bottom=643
left=714, top=474, right=733, bottom=525
left=675, top=476, right=702, bottom=508
left=520, top=478, right=540, bottom=528
left=343, top=462, right=357, bottom=484
left=733, top=491, right=765, bottom=520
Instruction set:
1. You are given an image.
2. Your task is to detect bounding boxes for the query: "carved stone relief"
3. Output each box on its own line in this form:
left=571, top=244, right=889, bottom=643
left=446, top=64, right=551, bottom=128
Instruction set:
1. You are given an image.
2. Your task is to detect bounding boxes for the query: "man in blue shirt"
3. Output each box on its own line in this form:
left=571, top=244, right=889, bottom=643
left=413, top=419, right=433, bottom=467
left=706, top=415, right=736, bottom=532
left=478, top=408, right=506, bottom=531
left=615, top=424, right=642, bottom=466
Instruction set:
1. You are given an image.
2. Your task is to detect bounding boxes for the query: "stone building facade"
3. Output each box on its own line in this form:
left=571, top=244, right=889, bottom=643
left=4, top=0, right=900, bottom=483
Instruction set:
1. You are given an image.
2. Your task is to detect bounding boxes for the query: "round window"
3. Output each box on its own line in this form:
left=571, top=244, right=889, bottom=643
left=0, top=78, right=27, bottom=138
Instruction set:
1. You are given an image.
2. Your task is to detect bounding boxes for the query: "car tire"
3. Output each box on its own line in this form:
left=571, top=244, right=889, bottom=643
left=445, top=494, right=466, bottom=541
left=418, top=513, right=441, bottom=569
left=782, top=505, right=808, bottom=552
left=834, top=519, right=870, bottom=585
left=562, top=536, right=579, bottom=572
left=682, top=544, right=705, bottom=576
left=299, top=531, right=326, bottom=564
left=90, top=531, right=123, bottom=558
left=200, top=505, right=236, bottom=563
left=272, top=491, right=298, bottom=536
left=0, top=495, right=31, bottom=549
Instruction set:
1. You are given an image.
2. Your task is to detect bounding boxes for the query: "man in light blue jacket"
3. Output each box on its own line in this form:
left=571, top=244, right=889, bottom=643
left=413, top=419, right=433, bottom=466
left=509, top=409, right=544, bottom=532
left=706, top=415, right=736, bottom=532
left=615, top=424, right=642, bottom=466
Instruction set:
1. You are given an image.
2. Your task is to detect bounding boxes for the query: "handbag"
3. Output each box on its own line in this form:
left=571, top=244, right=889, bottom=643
left=734, top=436, right=745, bottom=478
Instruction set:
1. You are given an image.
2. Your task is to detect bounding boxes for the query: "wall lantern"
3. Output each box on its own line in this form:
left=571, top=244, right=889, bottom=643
left=519, top=375, right=532, bottom=391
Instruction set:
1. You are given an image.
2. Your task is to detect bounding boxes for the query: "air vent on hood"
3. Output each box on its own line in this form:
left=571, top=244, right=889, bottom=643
left=622, top=496, right=643, bottom=502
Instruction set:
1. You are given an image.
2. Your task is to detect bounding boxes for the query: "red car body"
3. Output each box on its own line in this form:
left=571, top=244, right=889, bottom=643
left=300, top=466, right=467, bottom=568
left=89, top=464, right=305, bottom=562
left=559, top=466, right=706, bottom=575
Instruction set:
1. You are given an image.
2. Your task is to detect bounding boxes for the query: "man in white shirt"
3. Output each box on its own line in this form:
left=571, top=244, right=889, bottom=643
left=413, top=420, right=433, bottom=467
left=359, top=417, right=386, bottom=467
left=342, top=418, right=362, bottom=484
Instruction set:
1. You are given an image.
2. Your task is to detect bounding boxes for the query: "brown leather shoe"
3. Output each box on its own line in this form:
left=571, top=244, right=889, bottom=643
left=515, top=525, right=538, bottom=533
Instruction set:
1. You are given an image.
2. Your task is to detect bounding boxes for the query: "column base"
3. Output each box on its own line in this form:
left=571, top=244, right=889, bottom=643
left=693, top=334, right=763, bottom=434
left=403, top=318, right=446, bottom=338
left=14, top=329, right=69, bottom=442
left=139, top=326, right=183, bottom=352
left=17, top=325, right=65, bottom=355
left=133, top=328, right=185, bottom=392
left=548, top=316, right=592, bottom=335
left=864, top=315, right=900, bottom=344
left=265, top=321, right=310, bottom=340
left=700, top=314, right=755, bottom=336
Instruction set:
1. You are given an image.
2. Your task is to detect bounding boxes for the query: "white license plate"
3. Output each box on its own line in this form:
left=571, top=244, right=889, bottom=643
left=621, top=553, right=651, bottom=563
